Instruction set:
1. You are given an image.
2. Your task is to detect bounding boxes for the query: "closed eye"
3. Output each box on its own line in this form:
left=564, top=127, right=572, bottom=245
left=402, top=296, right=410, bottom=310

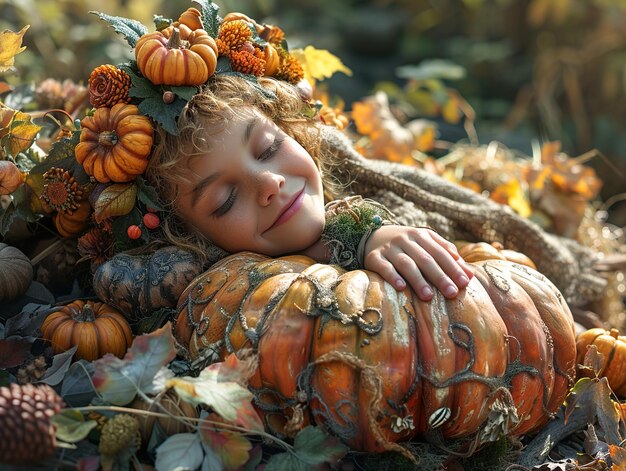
left=213, top=188, right=236, bottom=217
left=258, top=137, right=284, bottom=161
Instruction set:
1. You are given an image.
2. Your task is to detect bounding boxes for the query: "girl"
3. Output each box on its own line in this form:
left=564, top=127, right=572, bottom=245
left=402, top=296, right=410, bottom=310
left=145, top=73, right=605, bottom=309
left=145, top=74, right=474, bottom=302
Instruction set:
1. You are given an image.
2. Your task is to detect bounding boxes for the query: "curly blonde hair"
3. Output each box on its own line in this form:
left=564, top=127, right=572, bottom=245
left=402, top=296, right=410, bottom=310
left=145, top=74, right=343, bottom=263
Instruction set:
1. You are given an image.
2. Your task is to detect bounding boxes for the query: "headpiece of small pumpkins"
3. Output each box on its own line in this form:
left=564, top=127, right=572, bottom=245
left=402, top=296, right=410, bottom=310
left=51, top=1, right=351, bottom=262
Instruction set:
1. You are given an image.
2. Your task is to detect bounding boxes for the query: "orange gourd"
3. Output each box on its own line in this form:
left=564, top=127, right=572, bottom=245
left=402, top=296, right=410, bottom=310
left=263, top=44, right=280, bottom=77
left=458, top=241, right=537, bottom=269
left=75, top=103, right=154, bottom=183
left=41, top=300, right=133, bottom=361
left=53, top=199, right=92, bottom=237
left=576, top=328, right=626, bottom=396
left=174, top=252, right=576, bottom=453
left=175, top=7, right=203, bottom=31
left=135, top=25, right=218, bottom=86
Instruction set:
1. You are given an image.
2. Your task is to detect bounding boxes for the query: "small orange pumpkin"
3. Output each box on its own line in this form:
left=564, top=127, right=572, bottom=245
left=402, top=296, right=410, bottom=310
left=54, top=199, right=92, bottom=237
left=75, top=103, right=154, bottom=183
left=263, top=44, right=280, bottom=76
left=175, top=7, right=203, bottom=31
left=576, top=328, right=626, bottom=396
left=135, top=25, right=218, bottom=86
left=41, top=299, right=133, bottom=361
left=458, top=241, right=537, bottom=269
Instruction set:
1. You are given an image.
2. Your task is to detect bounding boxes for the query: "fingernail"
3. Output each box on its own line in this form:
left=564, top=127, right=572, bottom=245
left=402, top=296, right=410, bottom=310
left=444, top=285, right=458, bottom=297
left=458, top=275, right=469, bottom=286
left=421, top=287, right=433, bottom=298
left=395, top=279, right=406, bottom=289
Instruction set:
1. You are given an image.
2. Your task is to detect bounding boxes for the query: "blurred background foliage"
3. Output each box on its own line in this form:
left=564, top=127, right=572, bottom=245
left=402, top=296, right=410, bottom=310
left=1, top=0, right=625, bottom=224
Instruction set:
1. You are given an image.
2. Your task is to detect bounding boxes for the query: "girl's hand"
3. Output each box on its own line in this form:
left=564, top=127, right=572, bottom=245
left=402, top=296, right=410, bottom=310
left=362, top=226, right=474, bottom=301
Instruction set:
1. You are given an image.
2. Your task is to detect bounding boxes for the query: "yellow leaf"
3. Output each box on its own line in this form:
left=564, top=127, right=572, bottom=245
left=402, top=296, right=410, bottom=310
left=0, top=26, right=29, bottom=73
left=491, top=179, right=531, bottom=218
left=290, top=46, right=352, bottom=84
left=8, top=120, right=42, bottom=155
left=93, top=183, right=137, bottom=223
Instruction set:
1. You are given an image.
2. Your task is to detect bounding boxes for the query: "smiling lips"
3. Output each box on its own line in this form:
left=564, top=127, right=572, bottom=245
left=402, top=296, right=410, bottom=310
left=266, top=187, right=305, bottom=232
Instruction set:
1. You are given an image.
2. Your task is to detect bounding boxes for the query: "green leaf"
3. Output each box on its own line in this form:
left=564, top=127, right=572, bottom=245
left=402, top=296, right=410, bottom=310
left=92, top=323, right=177, bottom=405
left=292, top=426, right=348, bottom=466
left=193, top=0, right=221, bottom=37
left=155, top=433, right=204, bottom=471
left=127, top=69, right=161, bottom=99
left=60, top=360, right=97, bottom=407
left=51, top=409, right=98, bottom=443
left=139, top=95, right=186, bottom=135
left=396, top=59, right=466, bottom=81
left=136, top=176, right=164, bottom=211
left=170, top=86, right=199, bottom=102
left=265, top=453, right=309, bottom=471
left=0, top=201, right=17, bottom=236
left=153, top=15, right=172, bottom=31
left=90, top=11, right=148, bottom=48
left=29, top=136, right=88, bottom=184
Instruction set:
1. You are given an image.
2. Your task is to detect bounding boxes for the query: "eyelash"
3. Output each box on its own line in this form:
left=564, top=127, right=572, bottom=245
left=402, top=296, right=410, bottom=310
left=258, top=137, right=284, bottom=161
left=213, top=137, right=285, bottom=217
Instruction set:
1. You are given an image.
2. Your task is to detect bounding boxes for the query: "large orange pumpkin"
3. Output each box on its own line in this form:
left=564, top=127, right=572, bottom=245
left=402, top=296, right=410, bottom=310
left=41, top=300, right=133, bottom=361
left=135, top=25, right=218, bottom=86
left=174, top=251, right=576, bottom=452
left=75, top=103, right=154, bottom=183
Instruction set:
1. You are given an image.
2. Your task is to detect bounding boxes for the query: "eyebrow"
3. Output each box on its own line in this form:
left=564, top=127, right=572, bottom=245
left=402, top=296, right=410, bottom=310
left=190, top=118, right=257, bottom=208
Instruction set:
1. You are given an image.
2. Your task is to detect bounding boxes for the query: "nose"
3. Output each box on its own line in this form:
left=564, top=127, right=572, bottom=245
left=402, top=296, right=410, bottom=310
left=256, top=171, right=284, bottom=206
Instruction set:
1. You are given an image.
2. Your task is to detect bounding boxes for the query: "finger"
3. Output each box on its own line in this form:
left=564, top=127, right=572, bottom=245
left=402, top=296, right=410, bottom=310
left=387, top=252, right=435, bottom=301
left=401, top=243, right=464, bottom=297
left=420, top=231, right=474, bottom=281
left=364, top=252, right=408, bottom=292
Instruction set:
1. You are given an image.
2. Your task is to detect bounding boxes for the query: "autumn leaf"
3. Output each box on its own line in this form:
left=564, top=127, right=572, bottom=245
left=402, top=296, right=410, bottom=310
left=92, top=322, right=177, bottom=405
left=0, top=338, right=32, bottom=368
left=490, top=179, right=532, bottom=218
left=610, top=444, right=626, bottom=470
left=564, top=377, right=622, bottom=446
left=200, top=413, right=253, bottom=471
left=290, top=46, right=352, bottom=84
left=166, top=352, right=264, bottom=432
left=0, top=26, right=29, bottom=73
left=93, top=182, right=137, bottom=224
left=8, top=119, right=42, bottom=155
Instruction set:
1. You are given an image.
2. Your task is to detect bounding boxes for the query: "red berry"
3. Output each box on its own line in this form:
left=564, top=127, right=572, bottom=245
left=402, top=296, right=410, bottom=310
left=127, top=225, right=142, bottom=240
left=143, top=212, right=160, bottom=230
left=146, top=206, right=158, bottom=213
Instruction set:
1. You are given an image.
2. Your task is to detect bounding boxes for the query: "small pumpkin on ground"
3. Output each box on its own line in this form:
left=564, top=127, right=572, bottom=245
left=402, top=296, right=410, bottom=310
left=93, top=246, right=203, bottom=324
left=53, top=199, right=92, bottom=237
left=41, top=299, right=132, bottom=361
left=576, top=327, right=626, bottom=396
left=0, top=243, right=33, bottom=302
left=174, top=251, right=576, bottom=453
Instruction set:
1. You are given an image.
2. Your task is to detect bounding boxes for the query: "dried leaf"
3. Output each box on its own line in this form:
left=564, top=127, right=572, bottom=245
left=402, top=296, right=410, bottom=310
left=0, top=338, right=32, bottom=368
left=92, top=323, right=177, bottom=405
left=200, top=413, right=253, bottom=471
left=51, top=409, right=97, bottom=444
left=0, top=26, right=29, bottom=73
left=609, top=445, right=626, bottom=470
left=166, top=353, right=264, bottom=432
left=583, top=344, right=605, bottom=377
left=93, top=182, right=137, bottom=224
left=490, top=179, right=532, bottom=218
left=8, top=119, right=41, bottom=155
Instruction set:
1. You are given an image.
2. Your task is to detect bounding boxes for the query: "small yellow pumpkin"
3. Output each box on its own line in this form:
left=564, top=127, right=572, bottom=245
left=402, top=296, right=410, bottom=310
left=54, top=199, right=92, bottom=237
left=135, top=25, right=218, bottom=86
left=458, top=241, right=537, bottom=269
left=264, top=44, right=280, bottom=76
left=175, top=7, right=203, bottom=31
left=576, top=328, right=626, bottom=396
left=75, top=103, right=154, bottom=183
left=41, top=300, right=133, bottom=361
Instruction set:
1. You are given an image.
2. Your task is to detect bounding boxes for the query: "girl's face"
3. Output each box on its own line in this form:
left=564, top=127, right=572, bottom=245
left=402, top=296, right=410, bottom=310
left=174, top=111, right=326, bottom=256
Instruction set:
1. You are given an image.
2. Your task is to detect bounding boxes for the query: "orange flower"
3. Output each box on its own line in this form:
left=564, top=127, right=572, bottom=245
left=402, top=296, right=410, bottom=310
left=39, top=167, right=84, bottom=214
left=217, top=20, right=253, bottom=56
left=230, top=49, right=266, bottom=76
left=88, top=64, right=131, bottom=108
left=276, top=55, right=304, bottom=84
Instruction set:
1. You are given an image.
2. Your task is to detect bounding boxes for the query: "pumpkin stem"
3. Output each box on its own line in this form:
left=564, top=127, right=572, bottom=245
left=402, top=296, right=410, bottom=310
left=167, top=28, right=182, bottom=49
left=79, top=303, right=96, bottom=322
left=98, top=131, right=118, bottom=146
left=610, top=328, right=620, bottom=339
